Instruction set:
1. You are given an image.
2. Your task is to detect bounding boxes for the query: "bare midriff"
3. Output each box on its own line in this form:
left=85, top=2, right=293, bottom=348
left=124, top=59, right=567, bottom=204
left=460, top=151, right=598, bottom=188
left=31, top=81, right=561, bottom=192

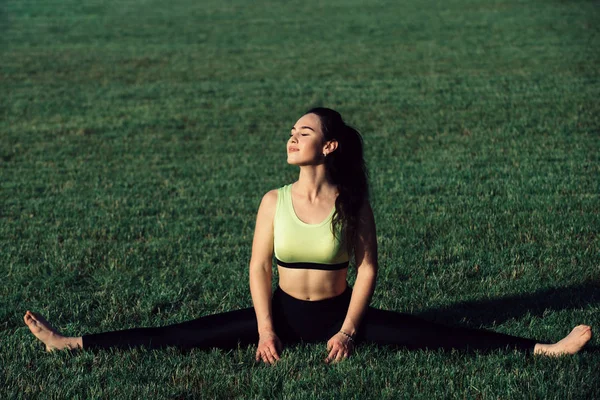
left=277, top=266, right=349, bottom=301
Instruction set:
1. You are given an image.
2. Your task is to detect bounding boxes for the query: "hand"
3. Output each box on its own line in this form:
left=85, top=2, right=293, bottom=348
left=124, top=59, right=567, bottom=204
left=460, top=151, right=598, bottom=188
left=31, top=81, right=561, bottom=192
left=325, top=331, right=355, bottom=364
left=255, top=331, right=282, bottom=365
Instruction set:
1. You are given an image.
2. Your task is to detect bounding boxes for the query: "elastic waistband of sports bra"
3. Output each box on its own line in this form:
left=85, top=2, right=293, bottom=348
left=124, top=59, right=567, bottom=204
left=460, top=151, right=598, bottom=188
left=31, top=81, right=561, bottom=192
left=275, top=258, right=349, bottom=271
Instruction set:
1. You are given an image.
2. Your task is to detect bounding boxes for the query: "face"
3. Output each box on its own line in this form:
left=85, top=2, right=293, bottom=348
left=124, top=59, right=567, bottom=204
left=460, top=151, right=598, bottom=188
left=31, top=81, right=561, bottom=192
left=287, top=113, right=329, bottom=166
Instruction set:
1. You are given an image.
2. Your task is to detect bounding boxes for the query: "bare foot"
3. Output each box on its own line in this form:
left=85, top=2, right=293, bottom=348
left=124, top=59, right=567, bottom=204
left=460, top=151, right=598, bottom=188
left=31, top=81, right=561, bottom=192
left=23, top=311, right=80, bottom=351
left=534, top=325, right=593, bottom=356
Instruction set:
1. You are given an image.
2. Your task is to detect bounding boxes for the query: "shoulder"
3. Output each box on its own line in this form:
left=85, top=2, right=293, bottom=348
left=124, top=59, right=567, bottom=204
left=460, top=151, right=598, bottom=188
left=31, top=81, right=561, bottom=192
left=260, top=183, right=293, bottom=206
left=260, top=189, right=279, bottom=207
left=256, top=189, right=279, bottom=218
left=258, top=183, right=295, bottom=213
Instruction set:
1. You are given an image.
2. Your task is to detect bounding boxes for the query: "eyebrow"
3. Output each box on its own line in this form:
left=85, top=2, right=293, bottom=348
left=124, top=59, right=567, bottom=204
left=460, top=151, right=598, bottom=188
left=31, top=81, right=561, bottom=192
left=291, top=126, right=316, bottom=132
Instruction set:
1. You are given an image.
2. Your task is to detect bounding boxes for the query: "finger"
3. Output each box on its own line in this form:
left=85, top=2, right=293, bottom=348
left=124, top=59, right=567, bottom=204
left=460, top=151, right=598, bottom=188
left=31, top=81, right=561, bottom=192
left=256, top=347, right=268, bottom=362
left=330, top=349, right=345, bottom=364
left=257, top=348, right=267, bottom=363
left=262, top=352, right=273, bottom=365
left=267, top=342, right=280, bottom=359
left=325, top=346, right=338, bottom=363
left=265, top=348, right=276, bottom=365
left=261, top=352, right=272, bottom=365
left=269, top=345, right=280, bottom=360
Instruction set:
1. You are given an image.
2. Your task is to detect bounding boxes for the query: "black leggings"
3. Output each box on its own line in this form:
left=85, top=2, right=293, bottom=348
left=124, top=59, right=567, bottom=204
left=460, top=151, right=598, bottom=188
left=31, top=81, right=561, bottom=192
left=82, top=286, right=539, bottom=353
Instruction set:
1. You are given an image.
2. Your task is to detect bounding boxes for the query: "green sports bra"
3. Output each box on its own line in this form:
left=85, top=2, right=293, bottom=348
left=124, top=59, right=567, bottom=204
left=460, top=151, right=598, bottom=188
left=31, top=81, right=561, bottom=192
left=273, top=184, right=349, bottom=270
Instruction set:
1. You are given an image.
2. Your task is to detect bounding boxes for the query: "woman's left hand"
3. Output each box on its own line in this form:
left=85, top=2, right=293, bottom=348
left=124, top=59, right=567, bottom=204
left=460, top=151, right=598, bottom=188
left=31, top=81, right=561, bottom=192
left=325, top=331, right=355, bottom=364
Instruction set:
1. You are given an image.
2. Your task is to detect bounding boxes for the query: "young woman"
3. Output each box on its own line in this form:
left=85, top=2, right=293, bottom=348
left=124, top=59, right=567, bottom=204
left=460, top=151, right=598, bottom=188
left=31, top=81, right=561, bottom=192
left=24, top=108, right=592, bottom=364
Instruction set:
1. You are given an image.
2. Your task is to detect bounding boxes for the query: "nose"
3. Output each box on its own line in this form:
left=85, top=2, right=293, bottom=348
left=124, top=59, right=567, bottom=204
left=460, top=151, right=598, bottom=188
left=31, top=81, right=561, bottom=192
left=289, top=134, right=298, bottom=143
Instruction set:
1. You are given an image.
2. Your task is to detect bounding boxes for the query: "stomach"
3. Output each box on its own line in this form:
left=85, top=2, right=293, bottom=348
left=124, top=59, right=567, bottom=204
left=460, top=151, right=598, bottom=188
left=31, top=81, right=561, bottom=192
left=277, top=266, right=349, bottom=301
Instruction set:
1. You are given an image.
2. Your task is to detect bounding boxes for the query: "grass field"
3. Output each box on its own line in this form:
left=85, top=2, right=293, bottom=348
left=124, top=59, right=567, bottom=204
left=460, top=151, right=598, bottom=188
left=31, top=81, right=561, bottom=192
left=1, top=0, right=599, bottom=398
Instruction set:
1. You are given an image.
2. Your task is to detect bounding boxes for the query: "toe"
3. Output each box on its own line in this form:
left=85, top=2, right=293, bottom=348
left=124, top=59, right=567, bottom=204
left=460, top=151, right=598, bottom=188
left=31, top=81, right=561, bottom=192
left=579, top=325, right=592, bottom=335
left=29, top=313, right=43, bottom=324
left=573, top=325, right=587, bottom=334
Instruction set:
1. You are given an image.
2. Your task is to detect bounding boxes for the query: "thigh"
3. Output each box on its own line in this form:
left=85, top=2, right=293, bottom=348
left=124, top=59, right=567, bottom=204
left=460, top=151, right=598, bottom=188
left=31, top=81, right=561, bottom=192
left=83, top=307, right=259, bottom=350
left=171, top=307, right=259, bottom=349
left=358, top=307, right=445, bottom=349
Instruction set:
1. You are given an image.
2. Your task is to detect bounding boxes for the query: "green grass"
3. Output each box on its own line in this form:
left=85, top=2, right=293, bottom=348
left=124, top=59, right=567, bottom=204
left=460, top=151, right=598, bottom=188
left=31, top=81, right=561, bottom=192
left=1, top=0, right=599, bottom=398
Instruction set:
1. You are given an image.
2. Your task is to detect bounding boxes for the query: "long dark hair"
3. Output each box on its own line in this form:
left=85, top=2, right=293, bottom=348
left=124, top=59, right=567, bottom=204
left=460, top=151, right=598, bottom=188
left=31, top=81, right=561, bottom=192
left=306, top=107, right=369, bottom=254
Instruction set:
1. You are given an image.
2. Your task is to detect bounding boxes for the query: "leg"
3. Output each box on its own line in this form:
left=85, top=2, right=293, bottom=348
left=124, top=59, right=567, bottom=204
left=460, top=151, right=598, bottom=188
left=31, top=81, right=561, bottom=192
left=83, top=307, right=258, bottom=350
left=358, top=307, right=581, bottom=354
left=25, top=308, right=259, bottom=351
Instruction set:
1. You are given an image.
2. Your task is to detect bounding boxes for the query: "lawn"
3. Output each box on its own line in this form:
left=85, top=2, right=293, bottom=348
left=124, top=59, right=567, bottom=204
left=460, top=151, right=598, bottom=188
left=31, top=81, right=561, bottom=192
left=1, top=0, right=599, bottom=398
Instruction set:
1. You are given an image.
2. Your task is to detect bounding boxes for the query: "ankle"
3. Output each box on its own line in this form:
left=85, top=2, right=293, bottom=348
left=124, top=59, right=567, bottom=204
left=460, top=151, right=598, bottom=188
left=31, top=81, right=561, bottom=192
left=63, top=336, right=83, bottom=350
left=534, top=343, right=551, bottom=355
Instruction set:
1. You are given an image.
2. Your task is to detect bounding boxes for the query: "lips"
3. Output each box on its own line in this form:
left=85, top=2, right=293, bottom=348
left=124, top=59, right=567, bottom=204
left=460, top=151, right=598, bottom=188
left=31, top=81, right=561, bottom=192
left=288, top=147, right=299, bottom=152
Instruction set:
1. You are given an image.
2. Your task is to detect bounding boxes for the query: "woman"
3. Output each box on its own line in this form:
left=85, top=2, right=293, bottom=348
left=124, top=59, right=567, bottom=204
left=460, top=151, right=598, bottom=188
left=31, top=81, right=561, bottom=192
left=25, top=108, right=592, bottom=363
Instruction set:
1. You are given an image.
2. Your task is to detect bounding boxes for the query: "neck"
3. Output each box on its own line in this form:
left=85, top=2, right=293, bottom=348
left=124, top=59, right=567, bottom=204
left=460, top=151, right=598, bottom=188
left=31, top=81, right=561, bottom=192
left=295, top=165, right=336, bottom=201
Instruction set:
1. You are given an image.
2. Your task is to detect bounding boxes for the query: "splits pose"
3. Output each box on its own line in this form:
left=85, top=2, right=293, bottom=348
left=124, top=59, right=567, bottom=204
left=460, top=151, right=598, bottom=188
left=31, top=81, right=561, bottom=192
left=25, top=108, right=592, bottom=363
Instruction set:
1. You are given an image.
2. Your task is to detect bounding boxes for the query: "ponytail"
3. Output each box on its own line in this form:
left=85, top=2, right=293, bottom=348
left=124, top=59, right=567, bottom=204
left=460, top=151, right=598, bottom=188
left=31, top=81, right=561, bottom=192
left=306, top=107, right=369, bottom=254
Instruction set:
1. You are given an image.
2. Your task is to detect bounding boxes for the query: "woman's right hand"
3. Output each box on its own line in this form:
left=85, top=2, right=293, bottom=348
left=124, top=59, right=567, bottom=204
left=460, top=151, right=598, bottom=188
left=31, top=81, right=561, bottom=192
left=255, top=331, right=282, bottom=365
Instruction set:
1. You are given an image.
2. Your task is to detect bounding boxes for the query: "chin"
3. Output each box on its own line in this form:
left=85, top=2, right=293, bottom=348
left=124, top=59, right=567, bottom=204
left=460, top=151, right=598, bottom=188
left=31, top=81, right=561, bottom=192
left=287, top=154, right=300, bottom=165
left=287, top=153, right=319, bottom=166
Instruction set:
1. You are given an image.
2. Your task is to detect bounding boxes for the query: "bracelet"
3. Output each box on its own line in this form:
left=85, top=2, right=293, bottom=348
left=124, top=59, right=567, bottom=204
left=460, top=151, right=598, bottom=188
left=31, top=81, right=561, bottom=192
left=339, top=330, right=356, bottom=344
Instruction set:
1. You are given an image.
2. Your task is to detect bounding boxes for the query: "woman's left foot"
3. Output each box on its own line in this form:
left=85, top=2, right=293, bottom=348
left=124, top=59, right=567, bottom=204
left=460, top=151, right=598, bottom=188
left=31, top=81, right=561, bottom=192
left=534, top=325, right=593, bottom=356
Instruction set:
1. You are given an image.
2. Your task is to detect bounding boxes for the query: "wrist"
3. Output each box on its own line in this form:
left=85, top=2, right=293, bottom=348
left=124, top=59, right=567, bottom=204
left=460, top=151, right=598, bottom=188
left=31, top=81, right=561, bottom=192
left=258, top=328, right=276, bottom=337
left=340, top=325, right=357, bottom=337
left=339, top=330, right=356, bottom=344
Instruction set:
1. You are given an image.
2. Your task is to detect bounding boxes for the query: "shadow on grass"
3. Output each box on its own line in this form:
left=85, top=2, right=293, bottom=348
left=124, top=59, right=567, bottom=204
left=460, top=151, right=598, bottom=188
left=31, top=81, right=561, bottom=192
left=407, top=280, right=600, bottom=353
left=416, top=280, right=600, bottom=328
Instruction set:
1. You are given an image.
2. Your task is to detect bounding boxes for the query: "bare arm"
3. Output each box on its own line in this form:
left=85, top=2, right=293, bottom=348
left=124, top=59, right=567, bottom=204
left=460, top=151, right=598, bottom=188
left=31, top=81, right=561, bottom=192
left=249, top=190, right=281, bottom=363
left=326, top=201, right=378, bottom=363
left=340, top=201, right=378, bottom=335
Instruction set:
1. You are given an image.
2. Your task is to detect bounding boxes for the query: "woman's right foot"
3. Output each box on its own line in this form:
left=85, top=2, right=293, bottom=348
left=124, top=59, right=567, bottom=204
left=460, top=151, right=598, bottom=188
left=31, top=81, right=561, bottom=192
left=534, top=325, right=593, bottom=356
left=23, top=311, right=80, bottom=351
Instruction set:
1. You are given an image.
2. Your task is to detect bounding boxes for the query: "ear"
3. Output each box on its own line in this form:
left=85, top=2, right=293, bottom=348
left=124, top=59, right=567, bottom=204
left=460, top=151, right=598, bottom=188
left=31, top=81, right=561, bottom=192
left=323, top=139, right=338, bottom=155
